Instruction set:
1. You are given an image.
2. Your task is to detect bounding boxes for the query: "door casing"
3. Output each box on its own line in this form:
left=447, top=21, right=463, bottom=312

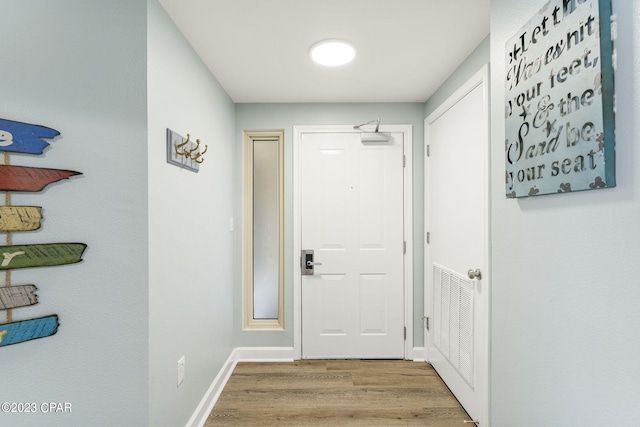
left=293, top=124, right=414, bottom=360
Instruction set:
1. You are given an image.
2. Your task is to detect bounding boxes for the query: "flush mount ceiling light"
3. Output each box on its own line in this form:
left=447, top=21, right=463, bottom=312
left=310, top=39, right=356, bottom=66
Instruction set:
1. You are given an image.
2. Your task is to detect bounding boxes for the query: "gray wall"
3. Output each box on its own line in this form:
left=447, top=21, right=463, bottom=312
left=0, top=2, right=238, bottom=426
left=0, top=1, right=149, bottom=426
left=148, top=1, right=236, bottom=426
left=7, top=2, right=638, bottom=425
left=424, top=37, right=490, bottom=118
left=234, top=103, right=426, bottom=347
left=490, top=1, right=640, bottom=425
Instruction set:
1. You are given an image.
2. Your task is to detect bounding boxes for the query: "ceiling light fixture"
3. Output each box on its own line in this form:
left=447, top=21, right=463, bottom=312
left=310, top=39, right=356, bottom=67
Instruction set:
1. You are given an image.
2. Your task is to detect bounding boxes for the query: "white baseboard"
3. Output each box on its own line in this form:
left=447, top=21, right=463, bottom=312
left=233, top=346, right=296, bottom=362
left=185, top=350, right=237, bottom=427
left=411, top=347, right=426, bottom=362
left=185, top=347, right=296, bottom=427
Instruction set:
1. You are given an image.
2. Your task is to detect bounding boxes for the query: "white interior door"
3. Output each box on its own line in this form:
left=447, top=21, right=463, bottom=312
left=300, top=131, right=405, bottom=359
left=425, top=66, right=489, bottom=425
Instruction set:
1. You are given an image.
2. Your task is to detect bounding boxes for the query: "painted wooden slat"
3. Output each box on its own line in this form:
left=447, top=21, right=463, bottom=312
left=0, top=315, right=59, bottom=347
left=0, top=118, right=60, bottom=155
left=0, top=206, right=43, bottom=232
left=0, top=165, right=81, bottom=192
left=0, top=243, right=87, bottom=270
left=0, top=285, right=38, bottom=310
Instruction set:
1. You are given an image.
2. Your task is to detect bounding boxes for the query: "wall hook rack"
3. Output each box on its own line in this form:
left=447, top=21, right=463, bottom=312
left=166, top=129, right=207, bottom=172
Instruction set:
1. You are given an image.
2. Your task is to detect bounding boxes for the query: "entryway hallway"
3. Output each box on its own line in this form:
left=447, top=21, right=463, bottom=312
left=207, top=360, right=471, bottom=426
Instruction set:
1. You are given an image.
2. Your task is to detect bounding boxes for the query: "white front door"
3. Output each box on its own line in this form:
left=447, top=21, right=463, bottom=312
left=299, top=130, right=405, bottom=359
left=425, top=66, right=490, bottom=424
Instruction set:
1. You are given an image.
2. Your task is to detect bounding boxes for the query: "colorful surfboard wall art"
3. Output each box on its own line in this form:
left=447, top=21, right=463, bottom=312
left=0, top=119, right=60, bottom=155
left=0, top=315, right=59, bottom=347
left=0, top=117, right=86, bottom=347
left=0, top=285, right=38, bottom=310
left=0, top=165, right=81, bottom=192
left=0, top=243, right=87, bottom=270
left=0, top=206, right=43, bottom=232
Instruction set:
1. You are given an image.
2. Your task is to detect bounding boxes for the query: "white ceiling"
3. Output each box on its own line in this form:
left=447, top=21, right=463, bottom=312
left=158, top=0, right=490, bottom=103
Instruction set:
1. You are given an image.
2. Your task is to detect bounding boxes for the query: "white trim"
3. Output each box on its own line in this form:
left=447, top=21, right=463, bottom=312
left=185, top=347, right=297, bottom=427
left=425, top=68, right=488, bottom=124
left=293, top=124, right=414, bottom=360
left=404, top=126, right=414, bottom=360
left=410, top=347, right=427, bottom=362
left=185, top=351, right=237, bottom=427
left=242, top=130, right=285, bottom=330
left=233, top=346, right=296, bottom=362
left=424, top=63, right=491, bottom=426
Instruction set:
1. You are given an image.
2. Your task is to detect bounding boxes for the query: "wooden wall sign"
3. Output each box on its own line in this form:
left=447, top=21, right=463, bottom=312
left=0, top=243, right=87, bottom=270
left=505, top=0, right=615, bottom=197
left=0, top=315, right=59, bottom=347
left=0, top=165, right=81, bottom=192
left=0, top=206, right=43, bottom=231
left=0, top=119, right=60, bottom=155
left=0, top=117, right=86, bottom=348
left=0, top=285, right=38, bottom=310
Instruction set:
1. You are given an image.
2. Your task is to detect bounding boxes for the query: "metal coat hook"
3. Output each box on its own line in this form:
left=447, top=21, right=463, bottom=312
left=174, top=133, right=207, bottom=164
left=184, top=138, right=200, bottom=158
left=192, top=144, right=208, bottom=164
left=175, top=133, right=190, bottom=155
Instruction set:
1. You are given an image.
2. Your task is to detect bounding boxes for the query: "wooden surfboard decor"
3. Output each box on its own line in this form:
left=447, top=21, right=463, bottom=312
left=0, top=206, right=43, bottom=232
left=0, top=165, right=81, bottom=192
left=0, top=285, right=38, bottom=310
left=0, top=118, right=60, bottom=155
left=0, top=118, right=86, bottom=348
left=0, top=315, right=59, bottom=347
left=0, top=243, right=87, bottom=270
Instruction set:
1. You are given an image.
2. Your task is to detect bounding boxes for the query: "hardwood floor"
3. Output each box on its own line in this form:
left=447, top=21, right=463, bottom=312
left=206, top=360, right=471, bottom=426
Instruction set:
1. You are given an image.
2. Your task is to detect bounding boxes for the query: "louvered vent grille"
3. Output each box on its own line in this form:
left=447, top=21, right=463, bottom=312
left=433, top=263, right=475, bottom=387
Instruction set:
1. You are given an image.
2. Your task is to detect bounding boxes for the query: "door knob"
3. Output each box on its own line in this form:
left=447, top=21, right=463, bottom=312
left=467, top=269, right=482, bottom=280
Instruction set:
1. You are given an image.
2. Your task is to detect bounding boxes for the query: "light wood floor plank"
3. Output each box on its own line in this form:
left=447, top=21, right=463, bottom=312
left=207, top=360, right=471, bottom=426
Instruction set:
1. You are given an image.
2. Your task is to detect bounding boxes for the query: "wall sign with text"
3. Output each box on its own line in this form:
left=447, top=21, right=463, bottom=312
left=505, top=0, right=615, bottom=198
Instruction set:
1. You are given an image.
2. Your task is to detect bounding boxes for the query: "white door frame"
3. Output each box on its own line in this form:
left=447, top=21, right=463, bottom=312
left=293, top=124, right=414, bottom=360
left=424, top=64, right=491, bottom=424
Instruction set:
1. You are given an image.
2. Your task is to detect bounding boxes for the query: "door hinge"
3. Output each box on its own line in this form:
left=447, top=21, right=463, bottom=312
left=425, top=316, right=430, bottom=331
left=404, top=326, right=407, bottom=340
left=403, top=241, right=407, bottom=254
left=426, top=232, right=430, bottom=244
left=403, top=154, right=406, bottom=167
left=426, top=145, right=430, bottom=157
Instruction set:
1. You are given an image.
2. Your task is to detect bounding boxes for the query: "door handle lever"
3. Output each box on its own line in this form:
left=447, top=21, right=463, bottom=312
left=302, top=250, right=321, bottom=275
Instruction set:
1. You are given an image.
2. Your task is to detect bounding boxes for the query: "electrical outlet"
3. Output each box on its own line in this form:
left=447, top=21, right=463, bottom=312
left=177, top=356, right=186, bottom=387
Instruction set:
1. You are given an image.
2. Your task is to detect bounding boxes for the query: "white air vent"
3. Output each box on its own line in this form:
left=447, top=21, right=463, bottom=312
left=433, top=263, right=475, bottom=387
